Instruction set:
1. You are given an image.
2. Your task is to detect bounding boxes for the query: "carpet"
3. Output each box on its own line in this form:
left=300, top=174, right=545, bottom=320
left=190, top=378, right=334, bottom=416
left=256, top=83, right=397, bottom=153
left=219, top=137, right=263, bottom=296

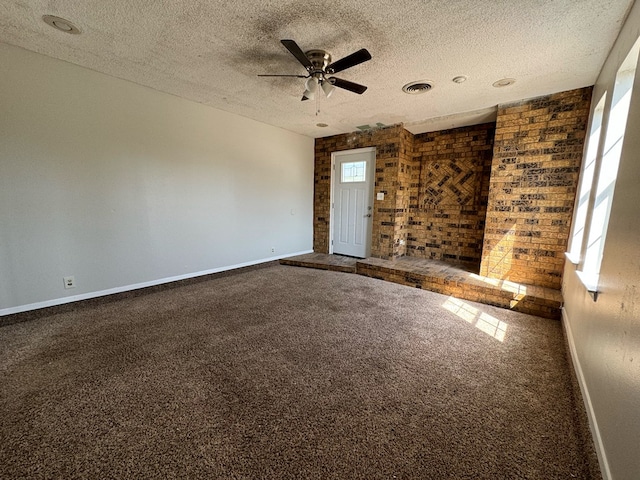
left=0, top=264, right=599, bottom=479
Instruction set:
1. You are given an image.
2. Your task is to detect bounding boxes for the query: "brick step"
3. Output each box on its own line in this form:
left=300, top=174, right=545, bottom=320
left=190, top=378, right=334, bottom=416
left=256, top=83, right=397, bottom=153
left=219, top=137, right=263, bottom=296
left=280, top=254, right=562, bottom=320
left=280, top=253, right=357, bottom=274
left=355, top=258, right=561, bottom=320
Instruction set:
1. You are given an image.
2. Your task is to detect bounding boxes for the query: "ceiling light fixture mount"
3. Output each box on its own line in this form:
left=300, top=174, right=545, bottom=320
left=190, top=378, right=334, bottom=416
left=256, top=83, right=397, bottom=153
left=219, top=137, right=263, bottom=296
left=402, top=81, right=433, bottom=94
left=493, top=78, right=516, bottom=88
left=42, top=15, right=81, bottom=34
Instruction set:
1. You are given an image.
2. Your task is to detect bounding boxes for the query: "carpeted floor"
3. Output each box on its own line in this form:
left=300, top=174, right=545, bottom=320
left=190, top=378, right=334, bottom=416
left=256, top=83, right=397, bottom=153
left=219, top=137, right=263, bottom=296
left=0, top=265, right=599, bottom=479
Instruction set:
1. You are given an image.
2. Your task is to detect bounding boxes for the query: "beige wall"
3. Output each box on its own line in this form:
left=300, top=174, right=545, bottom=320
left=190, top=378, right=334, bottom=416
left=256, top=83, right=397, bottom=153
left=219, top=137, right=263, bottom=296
left=0, top=44, right=314, bottom=314
left=562, top=1, right=640, bottom=478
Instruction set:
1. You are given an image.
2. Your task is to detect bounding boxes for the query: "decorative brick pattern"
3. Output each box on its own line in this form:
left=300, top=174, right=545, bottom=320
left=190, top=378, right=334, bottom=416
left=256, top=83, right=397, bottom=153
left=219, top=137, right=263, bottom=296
left=408, top=124, right=494, bottom=264
left=480, top=88, right=592, bottom=289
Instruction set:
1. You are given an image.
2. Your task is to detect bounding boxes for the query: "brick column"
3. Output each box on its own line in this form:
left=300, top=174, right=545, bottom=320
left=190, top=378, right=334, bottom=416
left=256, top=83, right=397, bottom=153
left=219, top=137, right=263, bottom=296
left=479, top=88, right=592, bottom=289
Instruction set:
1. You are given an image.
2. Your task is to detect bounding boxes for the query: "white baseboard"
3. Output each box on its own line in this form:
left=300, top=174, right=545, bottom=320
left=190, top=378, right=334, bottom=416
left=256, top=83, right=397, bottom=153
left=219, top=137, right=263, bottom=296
left=0, top=250, right=313, bottom=317
left=561, top=307, right=611, bottom=480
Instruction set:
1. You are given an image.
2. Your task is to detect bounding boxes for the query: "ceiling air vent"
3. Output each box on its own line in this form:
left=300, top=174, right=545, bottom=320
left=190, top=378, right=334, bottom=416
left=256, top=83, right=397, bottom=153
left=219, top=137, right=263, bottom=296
left=402, top=81, right=433, bottom=94
left=42, top=15, right=81, bottom=34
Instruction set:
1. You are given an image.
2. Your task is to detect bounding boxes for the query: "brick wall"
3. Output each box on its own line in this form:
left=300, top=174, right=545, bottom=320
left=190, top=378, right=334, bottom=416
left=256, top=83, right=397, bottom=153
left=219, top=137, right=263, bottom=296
left=479, top=88, right=592, bottom=289
left=314, top=124, right=491, bottom=262
left=408, top=124, right=494, bottom=264
left=313, top=87, right=591, bottom=290
left=393, top=128, right=416, bottom=258
left=314, top=125, right=405, bottom=258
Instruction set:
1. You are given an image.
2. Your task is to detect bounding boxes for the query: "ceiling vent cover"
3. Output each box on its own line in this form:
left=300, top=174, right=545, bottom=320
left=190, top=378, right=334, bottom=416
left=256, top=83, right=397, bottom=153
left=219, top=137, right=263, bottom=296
left=402, top=81, right=433, bottom=94
left=42, top=15, right=81, bottom=34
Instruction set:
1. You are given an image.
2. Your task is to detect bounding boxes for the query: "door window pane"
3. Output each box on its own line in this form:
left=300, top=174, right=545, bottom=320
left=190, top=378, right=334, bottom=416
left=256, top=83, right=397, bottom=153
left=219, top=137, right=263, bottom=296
left=341, top=161, right=366, bottom=183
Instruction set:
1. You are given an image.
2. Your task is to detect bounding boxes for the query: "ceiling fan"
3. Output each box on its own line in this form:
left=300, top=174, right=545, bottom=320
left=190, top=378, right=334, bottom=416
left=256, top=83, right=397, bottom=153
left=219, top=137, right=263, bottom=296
left=259, top=39, right=371, bottom=101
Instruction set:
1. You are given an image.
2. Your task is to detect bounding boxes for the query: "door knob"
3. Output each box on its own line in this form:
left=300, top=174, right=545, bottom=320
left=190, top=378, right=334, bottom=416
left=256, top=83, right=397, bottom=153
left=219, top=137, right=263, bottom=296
left=365, top=213, right=372, bottom=217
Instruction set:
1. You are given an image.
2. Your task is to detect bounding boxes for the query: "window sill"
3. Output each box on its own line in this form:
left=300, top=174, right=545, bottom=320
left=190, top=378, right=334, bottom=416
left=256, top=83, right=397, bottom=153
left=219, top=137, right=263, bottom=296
left=576, top=270, right=599, bottom=301
left=564, top=252, right=580, bottom=265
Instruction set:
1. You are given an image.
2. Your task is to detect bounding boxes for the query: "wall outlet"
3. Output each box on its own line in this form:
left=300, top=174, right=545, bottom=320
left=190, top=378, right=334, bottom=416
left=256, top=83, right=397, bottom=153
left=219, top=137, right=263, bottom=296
left=271, top=247, right=276, bottom=253
left=63, top=275, right=76, bottom=289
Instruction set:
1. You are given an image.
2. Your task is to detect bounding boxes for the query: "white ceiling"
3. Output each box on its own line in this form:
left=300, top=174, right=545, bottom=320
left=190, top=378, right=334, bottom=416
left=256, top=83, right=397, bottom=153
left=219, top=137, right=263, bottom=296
left=0, top=1, right=634, bottom=138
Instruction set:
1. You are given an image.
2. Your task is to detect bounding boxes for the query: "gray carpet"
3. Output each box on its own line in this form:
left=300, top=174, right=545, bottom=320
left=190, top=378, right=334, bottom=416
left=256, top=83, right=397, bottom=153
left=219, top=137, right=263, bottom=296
left=0, top=265, right=598, bottom=479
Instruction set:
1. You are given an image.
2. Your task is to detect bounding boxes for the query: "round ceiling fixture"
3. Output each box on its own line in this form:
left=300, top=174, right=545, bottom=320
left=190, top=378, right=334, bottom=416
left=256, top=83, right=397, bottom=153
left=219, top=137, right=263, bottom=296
left=402, top=81, right=433, bottom=94
left=42, top=15, right=81, bottom=34
left=493, top=78, right=516, bottom=88
left=452, top=75, right=468, bottom=84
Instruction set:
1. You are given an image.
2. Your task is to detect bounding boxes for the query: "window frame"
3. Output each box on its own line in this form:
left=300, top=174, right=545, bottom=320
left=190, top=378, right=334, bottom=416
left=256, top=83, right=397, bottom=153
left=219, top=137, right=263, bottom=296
left=568, top=36, right=640, bottom=299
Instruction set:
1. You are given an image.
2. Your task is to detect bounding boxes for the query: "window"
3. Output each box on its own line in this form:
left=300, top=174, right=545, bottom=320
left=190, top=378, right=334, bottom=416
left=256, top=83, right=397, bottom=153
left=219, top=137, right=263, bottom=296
left=341, top=161, right=366, bottom=183
left=567, top=93, right=606, bottom=263
left=572, top=37, right=640, bottom=295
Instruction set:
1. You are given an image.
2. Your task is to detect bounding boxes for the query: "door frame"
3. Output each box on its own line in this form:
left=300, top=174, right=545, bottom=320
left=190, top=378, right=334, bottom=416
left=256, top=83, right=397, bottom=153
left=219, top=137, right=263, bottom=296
left=329, top=147, right=376, bottom=256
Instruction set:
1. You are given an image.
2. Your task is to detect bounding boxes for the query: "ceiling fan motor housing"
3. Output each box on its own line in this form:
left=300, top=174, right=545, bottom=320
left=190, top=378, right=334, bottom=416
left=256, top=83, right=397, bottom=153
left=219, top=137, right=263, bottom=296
left=305, top=50, right=332, bottom=75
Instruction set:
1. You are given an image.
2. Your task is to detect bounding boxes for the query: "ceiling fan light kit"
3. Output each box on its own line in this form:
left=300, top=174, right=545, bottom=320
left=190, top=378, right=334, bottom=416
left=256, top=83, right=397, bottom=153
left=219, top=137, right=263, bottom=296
left=259, top=39, right=371, bottom=102
left=321, top=80, right=335, bottom=98
left=302, top=77, right=318, bottom=101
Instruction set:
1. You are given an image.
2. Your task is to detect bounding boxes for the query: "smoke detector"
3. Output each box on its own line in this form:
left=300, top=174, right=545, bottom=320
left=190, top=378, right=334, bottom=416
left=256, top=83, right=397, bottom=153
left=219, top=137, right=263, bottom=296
left=402, top=81, right=433, bottom=94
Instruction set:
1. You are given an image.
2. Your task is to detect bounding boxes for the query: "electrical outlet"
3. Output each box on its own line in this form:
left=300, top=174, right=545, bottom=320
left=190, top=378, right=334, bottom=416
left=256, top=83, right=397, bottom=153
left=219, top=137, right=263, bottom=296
left=271, top=247, right=276, bottom=253
left=63, top=275, right=76, bottom=289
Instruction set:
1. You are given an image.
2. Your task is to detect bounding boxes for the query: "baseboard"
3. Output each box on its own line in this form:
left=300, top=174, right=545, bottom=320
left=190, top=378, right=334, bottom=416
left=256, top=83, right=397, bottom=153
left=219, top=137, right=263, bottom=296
left=0, top=250, right=313, bottom=317
left=561, top=307, right=611, bottom=480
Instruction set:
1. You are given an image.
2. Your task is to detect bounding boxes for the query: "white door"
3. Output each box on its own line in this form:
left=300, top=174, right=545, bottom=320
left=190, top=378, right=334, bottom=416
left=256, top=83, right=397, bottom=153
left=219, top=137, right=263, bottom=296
left=332, top=148, right=375, bottom=258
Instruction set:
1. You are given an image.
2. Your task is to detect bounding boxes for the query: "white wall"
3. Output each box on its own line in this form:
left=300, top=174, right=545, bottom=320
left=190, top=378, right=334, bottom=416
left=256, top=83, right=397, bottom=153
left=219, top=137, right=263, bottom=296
left=0, top=43, right=314, bottom=315
left=562, top=2, right=640, bottom=479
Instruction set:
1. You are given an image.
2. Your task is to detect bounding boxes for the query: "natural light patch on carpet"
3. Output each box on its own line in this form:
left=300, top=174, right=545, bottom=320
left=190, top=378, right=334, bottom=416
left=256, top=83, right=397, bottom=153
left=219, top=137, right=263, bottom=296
left=442, top=296, right=508, bottom=342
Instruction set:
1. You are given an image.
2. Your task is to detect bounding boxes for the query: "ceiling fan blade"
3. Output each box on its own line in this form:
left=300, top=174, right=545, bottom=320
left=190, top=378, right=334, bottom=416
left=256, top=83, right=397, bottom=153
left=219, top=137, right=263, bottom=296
left=326, top=49, right=371, bottom=74
left=257, top=74, right=308, bottom=78
left=329, top=77, right=368, bottom=94
left=281, top=39, right=314, bottom=71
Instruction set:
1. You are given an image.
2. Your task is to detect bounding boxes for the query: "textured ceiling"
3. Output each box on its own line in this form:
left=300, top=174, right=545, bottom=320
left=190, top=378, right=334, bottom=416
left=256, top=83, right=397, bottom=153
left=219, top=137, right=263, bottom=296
left=0, top=0, right=634, bottom=137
